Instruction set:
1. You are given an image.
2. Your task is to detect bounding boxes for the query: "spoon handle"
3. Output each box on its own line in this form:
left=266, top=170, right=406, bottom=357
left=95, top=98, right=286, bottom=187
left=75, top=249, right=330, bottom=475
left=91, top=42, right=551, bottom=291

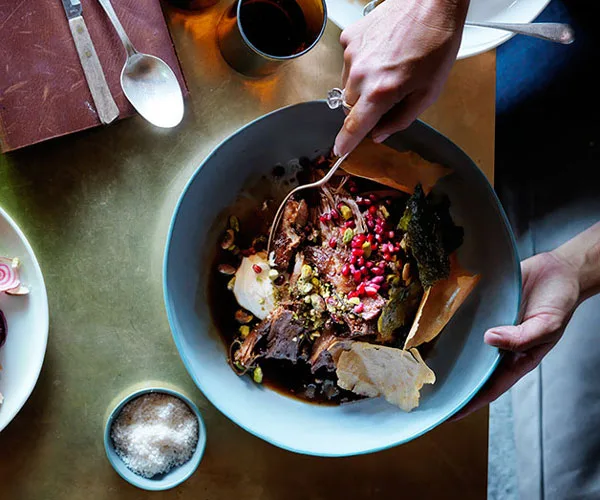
left=466, top=21, right=575, bottom=44
left=96, top=0, right=137, bottom=57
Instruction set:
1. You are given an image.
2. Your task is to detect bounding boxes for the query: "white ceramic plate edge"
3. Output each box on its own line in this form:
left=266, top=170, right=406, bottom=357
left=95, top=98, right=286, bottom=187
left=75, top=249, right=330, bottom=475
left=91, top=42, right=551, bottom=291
left=325, top=0, right=552, bottom=59
left=0, top=205, right=49, bottom=433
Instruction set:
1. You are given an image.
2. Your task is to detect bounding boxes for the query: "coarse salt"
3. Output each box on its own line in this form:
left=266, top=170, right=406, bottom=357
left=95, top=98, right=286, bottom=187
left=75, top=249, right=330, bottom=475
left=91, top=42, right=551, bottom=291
left=111, top=393, right=199, bottom=478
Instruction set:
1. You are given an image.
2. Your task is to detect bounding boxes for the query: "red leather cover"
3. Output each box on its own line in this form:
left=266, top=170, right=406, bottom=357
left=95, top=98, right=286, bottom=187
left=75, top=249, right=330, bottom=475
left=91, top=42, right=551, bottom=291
left=0, top=0, right=188, bottom=152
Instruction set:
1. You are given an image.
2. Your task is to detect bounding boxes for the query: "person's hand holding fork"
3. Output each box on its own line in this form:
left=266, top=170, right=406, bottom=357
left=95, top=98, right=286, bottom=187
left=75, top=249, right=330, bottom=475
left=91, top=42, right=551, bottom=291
left=334, top=0, right=470, bottom=156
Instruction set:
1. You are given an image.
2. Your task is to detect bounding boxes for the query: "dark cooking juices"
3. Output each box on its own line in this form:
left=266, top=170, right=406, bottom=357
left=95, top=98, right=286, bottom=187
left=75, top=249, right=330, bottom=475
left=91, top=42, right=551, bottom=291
left=209, top=229, right=360, bottom=406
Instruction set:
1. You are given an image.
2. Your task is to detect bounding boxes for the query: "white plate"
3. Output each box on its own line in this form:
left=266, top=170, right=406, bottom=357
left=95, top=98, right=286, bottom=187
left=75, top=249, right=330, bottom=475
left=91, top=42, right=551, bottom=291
left=326, top=0, right=552, bottom=59
left=0, top=206, right=49, bottom=432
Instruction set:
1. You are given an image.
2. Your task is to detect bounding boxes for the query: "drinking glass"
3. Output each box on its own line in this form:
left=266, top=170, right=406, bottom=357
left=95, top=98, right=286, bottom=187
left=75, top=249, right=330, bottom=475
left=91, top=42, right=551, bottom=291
left=217, top=0, right=327, bottom=77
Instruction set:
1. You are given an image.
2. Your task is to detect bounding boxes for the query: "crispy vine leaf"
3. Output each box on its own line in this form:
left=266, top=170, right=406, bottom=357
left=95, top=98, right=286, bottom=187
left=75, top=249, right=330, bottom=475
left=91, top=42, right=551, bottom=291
left=400, top=184, right=463, bottom=287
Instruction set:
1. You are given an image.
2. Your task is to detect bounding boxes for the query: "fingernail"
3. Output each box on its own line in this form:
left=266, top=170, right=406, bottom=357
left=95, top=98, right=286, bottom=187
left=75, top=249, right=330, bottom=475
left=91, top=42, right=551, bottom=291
left=484, top=329, right=505, bottom=345
left=333, top=143, right=342, bottom=157
left=372, top=133, right=390, bottom=144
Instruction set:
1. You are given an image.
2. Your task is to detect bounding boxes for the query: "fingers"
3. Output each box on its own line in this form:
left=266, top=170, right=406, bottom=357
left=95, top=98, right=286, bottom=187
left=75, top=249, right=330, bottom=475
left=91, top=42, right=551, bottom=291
left=371, top=90, right=436, bottom=143
left=334, top=95, right=394, bottom=156
left=450, top=343, right=551, bottom=422
left=483, top=314, right=563, bottom=352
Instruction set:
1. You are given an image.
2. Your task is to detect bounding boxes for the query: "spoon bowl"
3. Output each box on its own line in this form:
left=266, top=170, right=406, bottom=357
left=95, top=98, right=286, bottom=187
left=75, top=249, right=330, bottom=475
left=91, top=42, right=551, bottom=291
left=98, top=0, right=184, bottom=128
left=121, top=53, right=184, bottom=129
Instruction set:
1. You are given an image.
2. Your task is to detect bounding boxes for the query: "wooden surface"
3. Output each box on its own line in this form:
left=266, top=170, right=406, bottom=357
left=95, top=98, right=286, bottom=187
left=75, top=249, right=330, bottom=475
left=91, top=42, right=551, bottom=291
left=0, top=4, right=495, bottom=499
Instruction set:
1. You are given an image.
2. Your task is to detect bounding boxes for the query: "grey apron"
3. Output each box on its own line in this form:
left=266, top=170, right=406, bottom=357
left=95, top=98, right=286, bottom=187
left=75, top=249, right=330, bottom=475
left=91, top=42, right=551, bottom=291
left=500, top=166, right=600, bottom=499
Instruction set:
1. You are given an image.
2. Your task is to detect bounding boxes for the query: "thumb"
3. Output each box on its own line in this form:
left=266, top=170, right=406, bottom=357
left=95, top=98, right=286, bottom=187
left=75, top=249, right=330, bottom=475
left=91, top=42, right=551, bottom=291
left=484, top=314, right=563, bottom=352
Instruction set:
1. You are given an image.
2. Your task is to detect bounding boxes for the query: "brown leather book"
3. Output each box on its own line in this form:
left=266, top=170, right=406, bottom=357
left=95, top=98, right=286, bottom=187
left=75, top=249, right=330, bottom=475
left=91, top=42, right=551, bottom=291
left=0, top=0, right=188, bottom=153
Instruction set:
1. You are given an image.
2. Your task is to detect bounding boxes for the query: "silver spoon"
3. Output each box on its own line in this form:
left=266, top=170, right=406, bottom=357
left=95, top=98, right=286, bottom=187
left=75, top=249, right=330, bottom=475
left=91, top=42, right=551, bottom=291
left=97, top=0, right=184, bottom=128
left=463, top=21, right=574, bottom=44
left=362, top=0, right=575, bottom=45
left=267, top=88, right=360, bottom=254
left=267, top=153, right=350, bottom=256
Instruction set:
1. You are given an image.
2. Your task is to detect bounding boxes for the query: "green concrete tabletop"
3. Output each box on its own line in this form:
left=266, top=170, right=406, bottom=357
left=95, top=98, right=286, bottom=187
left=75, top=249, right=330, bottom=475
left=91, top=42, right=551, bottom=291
left=0, top=5, right=495, bottom=499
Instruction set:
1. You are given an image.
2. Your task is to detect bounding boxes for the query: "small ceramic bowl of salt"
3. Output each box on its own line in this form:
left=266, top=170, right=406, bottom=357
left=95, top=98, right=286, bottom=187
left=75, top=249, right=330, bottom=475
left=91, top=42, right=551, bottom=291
left=104, top=386, right=206, bottom=491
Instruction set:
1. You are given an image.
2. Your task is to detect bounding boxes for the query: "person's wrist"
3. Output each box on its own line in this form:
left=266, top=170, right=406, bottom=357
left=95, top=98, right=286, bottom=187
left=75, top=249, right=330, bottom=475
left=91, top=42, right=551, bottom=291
left=578, top=241, right=600, bottom=295
left=551, top=244, right=598, bottom=299
left=409, top=0, right=470, bottom=32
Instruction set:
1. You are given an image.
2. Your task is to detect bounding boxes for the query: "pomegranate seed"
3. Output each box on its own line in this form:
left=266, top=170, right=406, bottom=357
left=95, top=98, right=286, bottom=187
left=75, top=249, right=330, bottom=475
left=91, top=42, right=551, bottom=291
left=384, top=253, right=392, bottom=261
left=365, top=286, right=378, bottom=297
left=371, top=267, right=384, bottom=276
left=249, top=247, right=257, bottom=255
left=357, top=283, right=366, bottom=295
left=371, top=243, right=378, bottom=251
left=375, top=234, right=383, bottom=242
left=348, top=290, right=358, bottom=299
left=331, top=209, right=339, bottom=220
left=351, top=248, right=364, bottom=257
left=329, top=237, right=337, bottom=249
left=325, top=212, right=332, bottom=221
left=388, top=231, right=395, bottom=240
left=360, top=266, right=368, bottom=275
left=371, top=276, right=385, bottom=285
left=357, top=234, right=367, bottom=244
left=350, top=186, right=358, bottom=193
left=350, top=255, right=358, bottom=265
left=376, top=217, right=385, bottom=226
left=367, top=234, right=374, bottom=243
left=319, top=215, right=327, bottom=223
left=353, top=271, right=362, bottom=283
left=394, top=245, right=401, bottom=253
left=357, top=256, right=365, bottom=266
left=252, top=264, right=262, bottom=274
left=367, top=219, right=375, bottom=229
left=375, top=225, right=383, bottom=234
left=353, top=302, right=364, bottom=314
left=369, top=193, right=378, bottom=202
left=344, top=220, right=355, bottom=229
left=366, top=261, right=373, bottom=269
left=363, top=198, right=372, bottom=206
left=368, top=205, right=377, bottom=215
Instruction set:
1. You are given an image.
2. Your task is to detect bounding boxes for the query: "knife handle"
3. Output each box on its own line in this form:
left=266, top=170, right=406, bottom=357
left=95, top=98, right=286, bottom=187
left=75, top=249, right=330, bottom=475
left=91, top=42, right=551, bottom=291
left=68, top=17, right=119, bottom=125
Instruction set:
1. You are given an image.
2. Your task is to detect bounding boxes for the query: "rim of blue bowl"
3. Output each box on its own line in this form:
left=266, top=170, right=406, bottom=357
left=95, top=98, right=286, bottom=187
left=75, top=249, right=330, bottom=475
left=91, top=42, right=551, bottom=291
left=103, top=387, right=207, bottom=490
left=162, top=100, right=522, bottom=457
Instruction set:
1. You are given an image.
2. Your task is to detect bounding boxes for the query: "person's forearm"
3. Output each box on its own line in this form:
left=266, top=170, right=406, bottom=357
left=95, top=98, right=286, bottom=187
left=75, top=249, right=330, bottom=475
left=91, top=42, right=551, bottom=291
left=552, top=221, right=600, bottom=297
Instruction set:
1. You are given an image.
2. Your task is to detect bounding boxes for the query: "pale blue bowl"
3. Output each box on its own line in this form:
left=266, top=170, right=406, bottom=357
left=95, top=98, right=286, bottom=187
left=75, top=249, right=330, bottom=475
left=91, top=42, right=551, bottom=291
left=104, top=387, right=206, bottom=491
left=163, top=101, right=521, bottom=457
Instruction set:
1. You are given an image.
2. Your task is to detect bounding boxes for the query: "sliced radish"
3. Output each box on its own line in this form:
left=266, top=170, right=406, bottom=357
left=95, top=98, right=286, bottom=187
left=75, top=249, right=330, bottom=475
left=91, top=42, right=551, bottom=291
left=0, top=257, right=21, bottom=293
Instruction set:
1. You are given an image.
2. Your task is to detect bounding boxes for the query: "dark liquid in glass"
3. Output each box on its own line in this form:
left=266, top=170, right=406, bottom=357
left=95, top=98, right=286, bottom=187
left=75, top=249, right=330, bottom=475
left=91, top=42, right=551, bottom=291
left=240, top=0, right=308, bottom=57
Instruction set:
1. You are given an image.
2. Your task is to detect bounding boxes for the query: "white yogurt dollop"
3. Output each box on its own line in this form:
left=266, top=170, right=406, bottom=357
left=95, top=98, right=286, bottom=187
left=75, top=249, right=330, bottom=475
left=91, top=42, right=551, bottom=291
left=233, top=253, right=277, bottom=319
